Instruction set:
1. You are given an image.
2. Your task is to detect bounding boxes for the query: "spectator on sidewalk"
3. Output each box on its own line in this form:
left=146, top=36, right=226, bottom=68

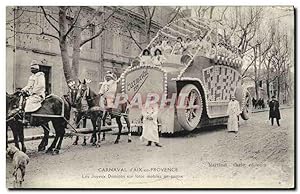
left=262, top=98, right=265, bottom=109
left=258, top=98, right=262, bottom=109
left=269, top=96, right=281, bottom=126
left=227, top=95, right=240, bottom=133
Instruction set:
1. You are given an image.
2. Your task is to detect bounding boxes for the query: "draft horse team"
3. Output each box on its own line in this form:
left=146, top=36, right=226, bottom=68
left=6, top=60, right=131, bottom=154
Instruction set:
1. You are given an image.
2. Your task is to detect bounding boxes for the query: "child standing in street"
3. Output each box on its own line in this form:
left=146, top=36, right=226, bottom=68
left=140, top=102, right=162, bottom=147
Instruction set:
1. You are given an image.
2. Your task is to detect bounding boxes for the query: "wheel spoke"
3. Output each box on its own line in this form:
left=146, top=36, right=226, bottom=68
left=187, top=90, right=200, bottom=122
left=190, top=91, right=196, bottom=105
left=186, top=107, right=195, bottom=121
left=191, top=110, right=196, bottom=117
left=187, top=91, right=199, bottom=110
left=185, top=109, right=191, bottom=116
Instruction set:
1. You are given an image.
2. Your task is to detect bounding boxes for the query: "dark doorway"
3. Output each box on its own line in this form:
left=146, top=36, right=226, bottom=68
left=39, top=65, right=52, bottom=96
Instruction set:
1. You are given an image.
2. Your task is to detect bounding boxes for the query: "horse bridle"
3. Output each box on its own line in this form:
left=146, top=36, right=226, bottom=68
left=6, top=92, right=25, bottom=122
left=77, top=85, right=96, bottom=104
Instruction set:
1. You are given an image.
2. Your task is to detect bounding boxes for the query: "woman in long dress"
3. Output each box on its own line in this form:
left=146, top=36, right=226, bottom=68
left=226, top=95, right=240, bottom=133
left=140, top=103, right=162, bottom=147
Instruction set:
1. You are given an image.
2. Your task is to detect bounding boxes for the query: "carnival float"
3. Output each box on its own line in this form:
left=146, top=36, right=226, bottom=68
left=120, top=17, right=252, bottom=133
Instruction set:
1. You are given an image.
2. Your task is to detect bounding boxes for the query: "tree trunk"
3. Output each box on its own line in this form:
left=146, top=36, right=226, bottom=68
left=255, top=81, right=260, bottom=99
left=143, top=7, right=152, bottom=45
left=209, top=7, right=215, bottom=19
left=59, top=40, right=74, bottom=82
left=58, top=7, right=74, bottom=83
left=266, top=59, right=271, bottom=100
left=71, top=25, right=82, bottom=79
left=145, top=18, right=151, bottom=45
left=277, top=76, right=280, bottom=102
left=266, top=79, right=270, bottom=100
left=253, top=46, right=259, bottom=99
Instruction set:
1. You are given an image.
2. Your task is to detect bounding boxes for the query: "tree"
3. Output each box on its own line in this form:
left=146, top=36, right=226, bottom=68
left=195, top=6, right=228, bottom=20
left=6, top=6, right=118, bottom=83
left=269, top=31, right=291, bottom=101
left=122, top=6, right=183, bottom=50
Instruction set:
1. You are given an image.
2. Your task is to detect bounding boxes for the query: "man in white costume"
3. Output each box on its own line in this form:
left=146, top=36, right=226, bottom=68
left=99, top=71, right=117, bottom=124
left=22, top=60, right=46, bottom=113
left=226, top=95, right=240, bottom=133
left=140, top=101, right=162, bottom=147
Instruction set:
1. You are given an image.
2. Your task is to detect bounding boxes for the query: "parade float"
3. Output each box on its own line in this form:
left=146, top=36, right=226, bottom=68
left=120, top=17, right=252, bottom=133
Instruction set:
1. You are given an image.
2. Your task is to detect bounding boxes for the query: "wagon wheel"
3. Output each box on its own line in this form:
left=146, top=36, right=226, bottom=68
left=177, top=84, right=203, bottom=131
left=240, top=90, right=252, bottom=120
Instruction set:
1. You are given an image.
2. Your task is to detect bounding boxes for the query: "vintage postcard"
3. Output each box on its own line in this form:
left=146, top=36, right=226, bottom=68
left=6, top=6, right=295, bottom=189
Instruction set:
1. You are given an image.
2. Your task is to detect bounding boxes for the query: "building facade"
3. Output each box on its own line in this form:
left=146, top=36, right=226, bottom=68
left=6, top=6, right=177, bottom=95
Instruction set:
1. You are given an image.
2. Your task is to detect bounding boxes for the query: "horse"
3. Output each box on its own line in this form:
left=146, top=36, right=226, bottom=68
left=6, top=90, right=72, bottom=154
left=72, top=79, right=131, bottom=146
left=67, top=81, right=90, bottom=146
left=7, top=92, right=26, bottom=153
left=70, top=80, right=103, bottom=147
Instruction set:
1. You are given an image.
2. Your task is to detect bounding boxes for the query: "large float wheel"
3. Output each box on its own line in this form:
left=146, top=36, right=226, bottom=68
left=240, top=90, right=252, bottom=120
left=177, top=84, right=203, bottom=131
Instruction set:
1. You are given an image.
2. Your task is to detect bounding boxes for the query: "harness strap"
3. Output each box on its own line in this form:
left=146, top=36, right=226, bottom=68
left=19, top=95, right=24, bottom=110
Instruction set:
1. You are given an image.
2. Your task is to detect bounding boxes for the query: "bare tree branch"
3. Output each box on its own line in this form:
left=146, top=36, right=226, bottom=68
left=64, top=7, right=82, bottom=39
left=7, top=29, right=59, bottom=40
left=41, top=32, right=60, bottom=40
left=150, top=7, right=156, bottom=20
left=46, top=13, right=59, bottom=23
left=141, top=7, right=147, bottom=18
left=242, top=57, right=255, bottom=77
left=80, top=8, right=117, bottom=47
left=167, top=7, right=181, bottom=25
left=126, top=26, right=143, bottom=50
left=80, top=7, right=102, bottom=30
left=40, top=6, right=60, bottom=34
left=6, top=8, right=24, bottom=24
left=219, top=7, right=228, bottom=21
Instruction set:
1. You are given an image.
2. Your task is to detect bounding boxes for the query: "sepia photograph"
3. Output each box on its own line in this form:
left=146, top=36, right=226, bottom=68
left=5, top=5, right=295, bottom=189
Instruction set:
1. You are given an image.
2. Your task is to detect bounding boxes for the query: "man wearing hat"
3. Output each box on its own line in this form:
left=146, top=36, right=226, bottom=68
left=226, top=95, right=240, bottom=133
left=21, top=60, right=46, bottom=114
left=269, top=96, right=281, bottom=126
left=99, top=71, right=117, bottom=124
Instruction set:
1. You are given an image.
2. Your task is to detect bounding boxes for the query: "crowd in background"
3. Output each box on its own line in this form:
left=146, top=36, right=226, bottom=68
left=252, top=97, right=266, bottom=109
